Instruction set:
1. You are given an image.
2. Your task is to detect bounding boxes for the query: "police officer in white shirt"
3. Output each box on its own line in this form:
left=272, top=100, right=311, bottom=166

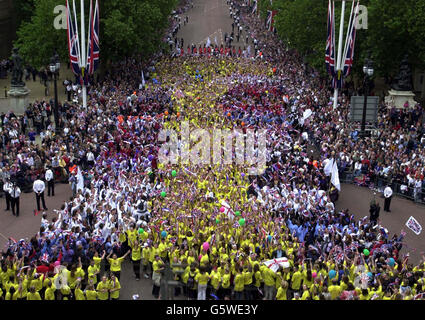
left=3, top=179, right=12, bottom=211
left=33, top=176, right=48, bottom=211
left=45, top=166, right=55, bottom=197
left=10, top=182, right=21, bottom=217
left=384, top=184, right=393, bottom=212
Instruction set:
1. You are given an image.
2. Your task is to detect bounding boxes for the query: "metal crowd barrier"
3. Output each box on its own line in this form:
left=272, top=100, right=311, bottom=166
left=339, top=168, right=425, bottom=206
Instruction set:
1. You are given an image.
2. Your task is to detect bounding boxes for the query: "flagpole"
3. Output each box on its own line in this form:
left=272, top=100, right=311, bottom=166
left=333, top=0, right=346, bottom=110
left=87, top=0, right=93, bottom=75
left=80, top=0, right=87, bottom=109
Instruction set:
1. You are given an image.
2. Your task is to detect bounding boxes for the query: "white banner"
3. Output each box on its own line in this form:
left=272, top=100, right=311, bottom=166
left=263, top=257, right=290, bottom=272
left=406, top=216, right=422, bottom=235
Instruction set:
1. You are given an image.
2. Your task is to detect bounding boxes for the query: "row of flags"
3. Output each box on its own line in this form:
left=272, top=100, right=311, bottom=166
left=67, top=0, right=100, bottom=86
left=325, top=0, right=359, bottom=89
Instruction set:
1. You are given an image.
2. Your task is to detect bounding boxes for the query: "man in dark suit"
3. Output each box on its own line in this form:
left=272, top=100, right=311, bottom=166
left=10, top=182, right=21, bottom=217
left=272, top=244, right=285, bottom=259
left=369, top=197, right=380, bottom=226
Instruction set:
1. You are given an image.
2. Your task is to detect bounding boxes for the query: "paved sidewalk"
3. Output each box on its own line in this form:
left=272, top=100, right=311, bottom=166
left=0, top=67, right=74, bottom=115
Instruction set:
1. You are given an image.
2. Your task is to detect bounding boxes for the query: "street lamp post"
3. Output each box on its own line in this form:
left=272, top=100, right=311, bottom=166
left=49, top=53, right=61, bottom=134
left=360, top=58, right=374, bottom=137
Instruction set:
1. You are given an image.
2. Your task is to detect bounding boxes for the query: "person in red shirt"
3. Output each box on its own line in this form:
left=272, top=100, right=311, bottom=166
left=36, top=250, right=62, bottom=275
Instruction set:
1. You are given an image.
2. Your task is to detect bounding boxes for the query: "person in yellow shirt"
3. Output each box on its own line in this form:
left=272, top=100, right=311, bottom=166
left=85, top=281, right=98, bottom=300
left=242, top=263, right=254, bottom=299
left=96, top=275, right=110, bottom=301
left=44, top=279, right=56, bottom=300
left=301, top=284, right=311, bottom=300
left=26, top=286, right=41, bottom=300
left=276, top=280, right=288, bottom=300
left=328, top=279, right=342, bottom=300
left=152, top=255, right=165, bottom=299
left=5, top=286, right=16, bottom=300
left=30, top=273, right=43, bottom=293
left=209, top=267, right=221, bottom=297
left=74, top=280, right=86, bottom=300
left=126, top=223, right=138, bottom=246
left=233, top=266, right=245, bottom=300
left=107, top=250, right=130, bottom=280
left=90, top=250, right=106, bottom=284
left=253, top=264, right=263, bottom=300
left=262, top=265, right=276, bottom=300
left=88, top=260, right=100, bottom=286
left=142, top=243, right=151, bottom=279
left=291, top=264, right=303, bottom=296
left=195, top=266, right=210, bottom=300
left=302, top=269, right=314, bottom=290
left=109, top=273, right=121, bottom=300
left=14, top=281, right=27, bottom=300
left=221, top=267, right=231, bottom=300
left=68, top=259, right=85, bottom=291
left=149, top=243, right=159, bottom=274
left=130, top=239, right=143, bottom=280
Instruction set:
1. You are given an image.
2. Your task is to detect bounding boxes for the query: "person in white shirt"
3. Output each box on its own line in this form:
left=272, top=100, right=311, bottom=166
left=86, top=150, right=95, bottom=167
left=33, top=176, right=48, bottom=211
left=383, top=185, right=393, bottom=212
left=9, top=182, right=21, bottom=217
left=3, top=179, right=12, bottom=211
left=45, top=167, right=55, bottom=196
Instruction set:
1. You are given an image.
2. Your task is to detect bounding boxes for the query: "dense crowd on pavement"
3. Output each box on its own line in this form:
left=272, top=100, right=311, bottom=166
left=0, top=0, right=425, bottom=301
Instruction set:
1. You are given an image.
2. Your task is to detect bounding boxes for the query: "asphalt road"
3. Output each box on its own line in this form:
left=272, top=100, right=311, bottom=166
left=336, top=183, right=425, bottom=266
left=176, top=0, right=250, bottom=49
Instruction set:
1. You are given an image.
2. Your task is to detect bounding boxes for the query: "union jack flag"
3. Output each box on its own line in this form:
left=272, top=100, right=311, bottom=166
left=66, top=0, right=81, bottom=78
left=325, top=0, right=336, bottom=79
left=251, top=0, right=257, bottom=14
left=41, top=253, right=50, bottom=263
left=266, top=10, right=277, bottom=32
left=87, top=0, right=100, bottom=75
left=336, top=0, right=359, bottom=89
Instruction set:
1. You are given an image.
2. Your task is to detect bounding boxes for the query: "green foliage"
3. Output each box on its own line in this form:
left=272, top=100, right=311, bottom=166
left=14, top=0, right=178, bottom=69
left=274, top=0, right=327, bottom=73
left=13, top=0, right=35, bottom=29
left=15, top=0, right=67, bottom=69
left=365, top=0, right=425, bottom=76
left=272, top=0, right=425, bottom=79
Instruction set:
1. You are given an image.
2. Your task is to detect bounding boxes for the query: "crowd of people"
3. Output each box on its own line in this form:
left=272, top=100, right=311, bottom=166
left=0, top=0, right=424, bottom=301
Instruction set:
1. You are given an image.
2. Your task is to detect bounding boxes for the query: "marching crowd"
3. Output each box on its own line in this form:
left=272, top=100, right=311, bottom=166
left=0, top=0, right=425, bottom=301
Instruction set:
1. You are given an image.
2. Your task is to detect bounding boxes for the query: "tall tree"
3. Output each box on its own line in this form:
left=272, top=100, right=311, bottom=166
left=14, top=0, right=178, bottom=69
left=274, top=0, right=327, bottom=73
left=15, top=0, right=67, bottom=69
left=13, top=0, right=36, bottom=29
